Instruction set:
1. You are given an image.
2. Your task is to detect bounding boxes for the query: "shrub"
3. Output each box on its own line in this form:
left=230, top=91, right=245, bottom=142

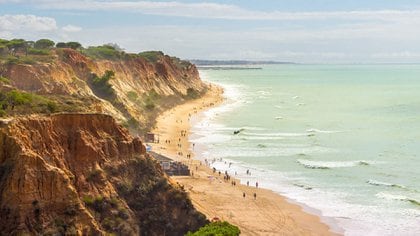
left=5, top=56, right=20, bottom=64
left=4, top=55, right=35, bottom=65
left=186, top=87, right=199, bottom=99
left=186, top=221, right=240, bottom=236
left=0, top=38, right=9, bottom=46
left=0, top=90, right=59, bottom=115
left=82, top=195, right=94, bottom=205
left=86, top=168, right=103, bottom=182
left=144, top=97, right=155, bottom=110
left=127, top=117, right=140, bottom=129
left=141, top=89, right=161, bottom=110
left=82, top=45, right=122, bottom=60
left=46, top=101, right=57, bottom=113
left=126, top=91, right=138, bottom=102
left=19, top=56, right=36, bottom=64
left=91, top=70, right=115, bottom=97
left=0, top=76, right=10, bottom=84
left=6, top=90, right=32, bottom=105
left=28, top=48, right=50, bottom=55
left=138, top=51, right=164, bottom=63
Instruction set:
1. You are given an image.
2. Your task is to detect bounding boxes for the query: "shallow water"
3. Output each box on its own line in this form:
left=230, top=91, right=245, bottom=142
left=192, top=64, right=420, bottom=236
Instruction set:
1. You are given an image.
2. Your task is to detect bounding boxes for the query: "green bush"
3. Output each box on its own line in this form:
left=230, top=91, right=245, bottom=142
left=4, top=55, right=35, bottom=65
left=91, top=70, right=115, bottom=97
left=142, top=89, right=161, bottom=111
left=138, top=51, right=164, bottom=63
left=82, top=195, right=94, bottom=205
left=82, top=45, right=122, bottom=60
left=0, top=90, right=58, bottom=115
left=144, top=97, right=155, bottom=110
left=5, top=56, right=20, bottom=64
left=185, top=88, right=199, bottom=99
left=6, top=90, right=32, bottom=105
left=46, top=101, right=57, bottom=112
left=126, top=91, right=138, bottom=102
left=28, top=48, right=50, bottom=55
left=20, top=56, right=36, bottom=64
left=127, top=117, right=140, bottom=129
left=0, top=38, right=9, bottom=46
left=170, top=56, right=191, bottom=70
left=0, top=76, right=10, bottom=84
left=186, top=221, right=240, bottom=236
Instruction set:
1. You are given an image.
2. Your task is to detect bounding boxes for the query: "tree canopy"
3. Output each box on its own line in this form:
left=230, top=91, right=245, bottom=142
left=34, top=39, right=55, bottom=49
left=56, top=41, right=82, bottom=50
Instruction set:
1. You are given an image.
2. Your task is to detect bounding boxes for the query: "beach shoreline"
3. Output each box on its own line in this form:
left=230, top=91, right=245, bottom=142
left=150, top=83, right=341, bottom=235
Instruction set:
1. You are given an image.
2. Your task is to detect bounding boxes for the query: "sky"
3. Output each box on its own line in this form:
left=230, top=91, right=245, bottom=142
left=1, top=0, right=420, bottom=63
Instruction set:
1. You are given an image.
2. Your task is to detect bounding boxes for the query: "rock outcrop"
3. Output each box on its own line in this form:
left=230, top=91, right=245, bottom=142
left=0, top=114, right=207, bottom=235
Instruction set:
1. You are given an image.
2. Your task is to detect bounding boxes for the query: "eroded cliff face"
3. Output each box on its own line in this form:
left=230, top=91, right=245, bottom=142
left=0, top=49, right=207, bottom=129
left=0, top=114, right=206, bottom=235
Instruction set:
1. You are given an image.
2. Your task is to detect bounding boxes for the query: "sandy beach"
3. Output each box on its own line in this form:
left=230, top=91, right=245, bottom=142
left=151, top=84, right=340, bottom=236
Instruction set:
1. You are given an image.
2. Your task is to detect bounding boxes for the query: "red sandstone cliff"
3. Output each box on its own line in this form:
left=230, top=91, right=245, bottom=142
left=0, top=49, right=207, bottom=128
left=0, top=114, right=206, bottom=235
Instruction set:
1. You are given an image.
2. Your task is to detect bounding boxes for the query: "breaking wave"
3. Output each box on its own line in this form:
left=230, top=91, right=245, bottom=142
left=297, top=159, right=372, bottom=169
left=376, top=192, right=420, bottom=207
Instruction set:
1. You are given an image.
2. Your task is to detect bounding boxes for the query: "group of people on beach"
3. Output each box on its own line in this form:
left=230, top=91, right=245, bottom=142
left=242, top=192, right=257, bottom=200
left=205, top=158, right=261, bottom=200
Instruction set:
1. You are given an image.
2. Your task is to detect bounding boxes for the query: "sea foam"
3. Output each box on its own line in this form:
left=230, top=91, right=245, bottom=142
left=297, top=159, right=372, bottom=169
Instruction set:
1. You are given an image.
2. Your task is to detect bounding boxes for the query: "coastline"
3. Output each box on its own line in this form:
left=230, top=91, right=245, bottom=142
left=150, top=83, right=340, bottom=235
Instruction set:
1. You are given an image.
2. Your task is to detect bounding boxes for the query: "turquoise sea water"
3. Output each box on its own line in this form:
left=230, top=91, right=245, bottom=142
left=192, top=65, right=420, bottom=235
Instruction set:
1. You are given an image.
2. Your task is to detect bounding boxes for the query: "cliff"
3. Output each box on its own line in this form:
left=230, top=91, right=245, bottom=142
left=0, top=114, right=207, bottom=235
left=0, top=48, right=207, bottom=131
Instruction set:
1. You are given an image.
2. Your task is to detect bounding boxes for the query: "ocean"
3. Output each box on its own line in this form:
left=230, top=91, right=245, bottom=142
left=191, top=65, right=420, bottom=236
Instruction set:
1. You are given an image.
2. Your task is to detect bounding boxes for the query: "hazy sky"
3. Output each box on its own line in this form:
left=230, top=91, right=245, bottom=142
left=1, top=0, right=420, bottom=63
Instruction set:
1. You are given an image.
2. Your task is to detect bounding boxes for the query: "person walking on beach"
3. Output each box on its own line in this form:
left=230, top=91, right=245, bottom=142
left=253, top=193, right=257, bottom=200
left=247, top=181, right=249, bottom=186
left=256, top=182, right=259, bottom=188
left=243, top=192, right=246, bottom=198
